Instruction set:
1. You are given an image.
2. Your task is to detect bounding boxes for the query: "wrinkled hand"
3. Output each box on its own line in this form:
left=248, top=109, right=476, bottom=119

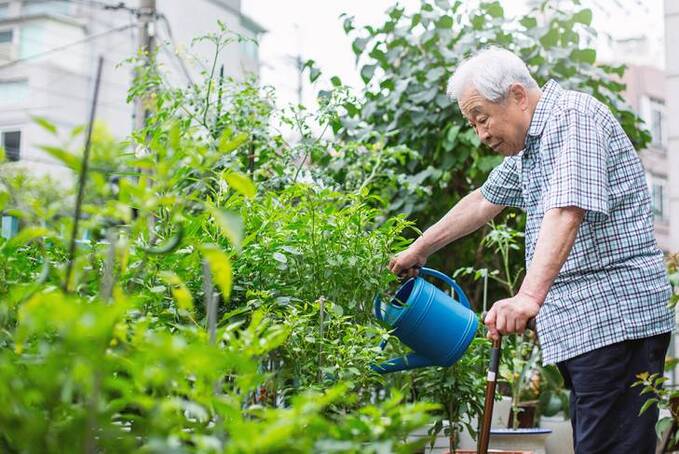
left=484, top=293, right=541, bottom=341
left=388, top=246, right=427, bottom=279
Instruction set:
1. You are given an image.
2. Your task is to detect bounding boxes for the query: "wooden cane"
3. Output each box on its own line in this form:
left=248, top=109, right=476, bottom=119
left=478, top=335, right=502, bottom=454
left=478, top=319, right=535, bottom=454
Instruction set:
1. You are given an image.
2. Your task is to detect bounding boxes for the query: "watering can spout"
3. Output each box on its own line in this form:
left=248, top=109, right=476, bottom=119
left=370, top=352, right=435, bottom=374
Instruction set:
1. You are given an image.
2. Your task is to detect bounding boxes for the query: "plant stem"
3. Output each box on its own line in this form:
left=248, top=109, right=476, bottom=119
left=202, top=259, right=216, bottom=345
left=202, top=43, right=220, bottom=128
left=101, top=227, right=117, bottom=301
left=318, top=296, right=325, bottom=383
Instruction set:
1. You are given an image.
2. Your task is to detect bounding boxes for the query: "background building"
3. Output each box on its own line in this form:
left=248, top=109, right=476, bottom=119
left=622, top=64, right=671, bottom=251
left=665, top=0, right=679, bottom=254
left=0, top=0, right=264, bottom=181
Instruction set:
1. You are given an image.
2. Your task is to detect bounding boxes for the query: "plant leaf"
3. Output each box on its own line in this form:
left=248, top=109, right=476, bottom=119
left=201, top=244, right=233, bottom=300
left=207, top=205, right=243, bottom=251
left=573, top=8, right=592, bottom=25
left=39, top=145, right=81, bottom=170
left=33, top=116, right=58, bottom=135
left=570, top=48, right=596, bottom=65
left=7, top=226, right=50, bottom=249
left=656, top=417, right=673, bottom=439
left=224, top=171, right=256, bottom=199
left=639, top=398, right=658, bottom=416
left=219, top=131, right=248, bottom=153
left=159, top=271, right=194, bottom=313
left=0, top=191, right=8, bottom=211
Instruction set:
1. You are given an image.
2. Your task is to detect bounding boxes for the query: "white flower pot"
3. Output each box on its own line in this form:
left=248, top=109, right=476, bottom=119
left=539, top=414, right=574, bottom=454
left=408, top=397, right=516, bottom=452
left=488, top=428, right=551, bottom=454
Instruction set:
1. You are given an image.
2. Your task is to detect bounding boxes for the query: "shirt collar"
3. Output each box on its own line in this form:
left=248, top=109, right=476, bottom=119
left=527, top=79, right=563, bottom=138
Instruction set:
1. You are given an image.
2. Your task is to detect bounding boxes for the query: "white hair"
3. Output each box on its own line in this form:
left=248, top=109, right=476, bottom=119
left=446, top=47, right=538, bottom=103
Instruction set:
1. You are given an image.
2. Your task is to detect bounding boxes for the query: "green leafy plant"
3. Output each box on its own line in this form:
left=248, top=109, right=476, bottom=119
left=0, top=23, right=445, bottom=453
left=539, top=364, right=570, bottom=418
left=633, top=372, right=677, bottom=449
left=632, top=254, right=679, bottom=448
left=410, top=335, right=489, bottom=453
left=318, top=0, right=652, bottom=303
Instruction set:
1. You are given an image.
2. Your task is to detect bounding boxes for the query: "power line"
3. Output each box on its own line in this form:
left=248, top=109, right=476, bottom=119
left=26, top=83, right=134, bottom=114
left=0, top=22, right=135, bottom=70
left=0, top=32, right=137, bottom=91
left=16, top=0, right=119, bottom=10
left=15, top=31, right=134, bottom=66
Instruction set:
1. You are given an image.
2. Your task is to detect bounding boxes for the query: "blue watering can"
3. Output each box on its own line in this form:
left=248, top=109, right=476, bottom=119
left=371, top=267, right=478, bottom=373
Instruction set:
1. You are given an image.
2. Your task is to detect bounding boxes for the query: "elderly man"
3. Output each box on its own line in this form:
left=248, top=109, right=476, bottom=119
left=388, top=47, right=674, bottom=453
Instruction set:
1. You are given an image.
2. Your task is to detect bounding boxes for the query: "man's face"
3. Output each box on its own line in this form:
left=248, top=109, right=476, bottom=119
left=459, top=84, right=531, bottom=156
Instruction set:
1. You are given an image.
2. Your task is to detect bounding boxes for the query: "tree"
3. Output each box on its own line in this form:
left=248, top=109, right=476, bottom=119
left=321, top=0, right=650, bottom=304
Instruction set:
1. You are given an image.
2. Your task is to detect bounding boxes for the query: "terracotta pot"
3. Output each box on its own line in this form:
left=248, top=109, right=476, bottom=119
left=444, top=450, right=532, bottom=454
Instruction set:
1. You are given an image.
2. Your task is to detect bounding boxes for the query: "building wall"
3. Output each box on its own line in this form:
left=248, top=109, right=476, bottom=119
left=158, top=0, right=261, bottom=83
left=622, top=65, right=671, bottom=252
left=0, top=0, right=263, bottom=184
left=665, top=0, right=679, bottom=253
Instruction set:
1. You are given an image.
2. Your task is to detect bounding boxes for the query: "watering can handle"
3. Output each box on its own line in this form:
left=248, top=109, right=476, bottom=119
left=419, top=267, right=471, bottom=309
left=373, top=294, right=384, bottom=322
left=372, top=295, right=390, bottom=351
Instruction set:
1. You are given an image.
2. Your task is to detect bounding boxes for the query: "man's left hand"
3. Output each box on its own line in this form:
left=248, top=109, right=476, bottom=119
left=484, top=293, right=542, bottom=341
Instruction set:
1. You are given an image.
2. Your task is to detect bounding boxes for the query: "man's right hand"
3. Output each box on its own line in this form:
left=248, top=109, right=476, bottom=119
left=388, top=245, right=428, bottom=279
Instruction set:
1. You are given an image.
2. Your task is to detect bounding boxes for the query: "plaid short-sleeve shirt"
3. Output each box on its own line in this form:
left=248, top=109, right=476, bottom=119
left=481, top=80, right=674, bottom=365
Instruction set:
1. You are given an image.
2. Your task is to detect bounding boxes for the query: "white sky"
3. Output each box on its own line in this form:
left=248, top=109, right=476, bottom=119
left=242, top=0, right=665, bottom=108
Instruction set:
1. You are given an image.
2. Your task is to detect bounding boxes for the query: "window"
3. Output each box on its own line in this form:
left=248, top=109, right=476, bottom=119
left=641, top=96, right=666, bottom=149
left=0, top=30, right=12, bottom=43
left=0, top=3, right=10, bottom=19
left=22, top=0, right=71, bottom=15
left=19, top=24, right=43, bottom=58
left=649, top=175, right=668, bottom=222
left=1, top=130, right=21, bottom=161
left=0, top=28, right=14, bottom=61
left=240, top=39, right=258, bottom=62
left=650, top=102, right=664, bottom=147
left=0, top=80, right=28, bottom=103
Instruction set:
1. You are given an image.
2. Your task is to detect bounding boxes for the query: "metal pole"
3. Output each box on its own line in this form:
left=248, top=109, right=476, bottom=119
left=64, top=56, right=104, bottom=292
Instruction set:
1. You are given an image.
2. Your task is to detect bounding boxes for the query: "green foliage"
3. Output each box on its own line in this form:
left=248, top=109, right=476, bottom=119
left=631, top=255, right=679, bottom=447
left=0, top=24, right=440, bottom=452
left=667, top=254, right=679, bottom=309
left=538, top=364, right=570, bottom=418
left=633, top=372, right=678, bottom=448
left=228, top=184, right=416, bottom=397
left=326, top=0, right=651, bottom=296
left=409, top=335, right=490, bottom=451
left=233, top=185, right=413, bottom=319
left=457, top=220, right=544, bottom=428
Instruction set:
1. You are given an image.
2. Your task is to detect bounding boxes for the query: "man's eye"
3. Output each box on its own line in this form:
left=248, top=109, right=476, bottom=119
left=478, top=117, right=488, bottom=124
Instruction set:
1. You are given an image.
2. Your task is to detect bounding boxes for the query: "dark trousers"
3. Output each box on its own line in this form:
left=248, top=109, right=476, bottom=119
left=556, top=332, right=671, bottom=454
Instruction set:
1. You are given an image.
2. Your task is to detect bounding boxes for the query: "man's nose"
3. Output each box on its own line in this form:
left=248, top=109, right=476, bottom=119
left=478, top=127, right=491, bottom=143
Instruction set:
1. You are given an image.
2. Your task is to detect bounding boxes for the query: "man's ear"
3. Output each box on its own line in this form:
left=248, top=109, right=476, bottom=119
left=509, top=84, right=529, bottom=110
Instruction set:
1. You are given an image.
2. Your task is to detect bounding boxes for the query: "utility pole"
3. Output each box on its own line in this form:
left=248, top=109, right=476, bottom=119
left=132, top=0, right=156, bottom=238
left=133, top=0, right=156, bottom=132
